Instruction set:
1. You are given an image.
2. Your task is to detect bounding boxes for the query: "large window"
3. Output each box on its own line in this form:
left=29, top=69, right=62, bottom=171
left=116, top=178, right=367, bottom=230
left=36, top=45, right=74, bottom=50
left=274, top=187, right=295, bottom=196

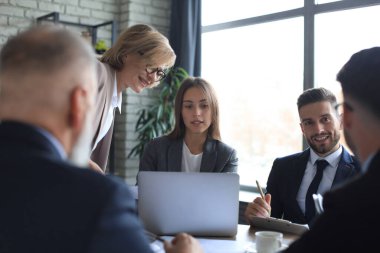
left=202, top=0, right=380, bottom=191
left=202, top=18, right=303, bottom=187
left=202, top=0, right=303, bottom=26
left=315, top=5, right=380, bottom=94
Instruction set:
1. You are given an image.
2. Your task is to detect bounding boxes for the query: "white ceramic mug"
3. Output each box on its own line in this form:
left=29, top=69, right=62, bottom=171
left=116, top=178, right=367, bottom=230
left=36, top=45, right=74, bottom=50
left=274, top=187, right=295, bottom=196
left=255, top=231, right=283, bottom=253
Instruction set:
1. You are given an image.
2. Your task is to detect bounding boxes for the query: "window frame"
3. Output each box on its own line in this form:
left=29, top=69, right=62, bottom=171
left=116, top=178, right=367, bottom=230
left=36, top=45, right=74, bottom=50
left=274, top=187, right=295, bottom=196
left=201, top=0, right=380, bottom=194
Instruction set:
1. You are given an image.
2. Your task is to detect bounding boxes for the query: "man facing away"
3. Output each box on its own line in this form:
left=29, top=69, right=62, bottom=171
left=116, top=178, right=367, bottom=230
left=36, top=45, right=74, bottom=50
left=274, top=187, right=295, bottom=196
left=245, top=87, right=360, bottom=225
left=0, top=25, right=202, bottom=253
left=284, top=47, right=380, bottom=252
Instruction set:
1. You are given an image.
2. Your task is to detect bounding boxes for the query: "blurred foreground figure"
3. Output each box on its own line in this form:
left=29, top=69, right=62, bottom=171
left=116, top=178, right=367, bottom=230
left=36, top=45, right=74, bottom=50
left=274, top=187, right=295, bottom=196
left=0, top=25, right=202, bottom=253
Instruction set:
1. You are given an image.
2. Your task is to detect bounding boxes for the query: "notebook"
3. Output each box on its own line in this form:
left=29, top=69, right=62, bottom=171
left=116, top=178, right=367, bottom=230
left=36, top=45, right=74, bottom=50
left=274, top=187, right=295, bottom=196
left=137, top=171, right=240, bottom=237
left=250, top=216, right=309, bottom=235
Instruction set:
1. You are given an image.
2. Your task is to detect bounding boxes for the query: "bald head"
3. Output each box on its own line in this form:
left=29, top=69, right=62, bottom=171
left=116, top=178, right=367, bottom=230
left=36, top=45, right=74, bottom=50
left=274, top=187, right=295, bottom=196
left=0, top=25, right=97, bottom=161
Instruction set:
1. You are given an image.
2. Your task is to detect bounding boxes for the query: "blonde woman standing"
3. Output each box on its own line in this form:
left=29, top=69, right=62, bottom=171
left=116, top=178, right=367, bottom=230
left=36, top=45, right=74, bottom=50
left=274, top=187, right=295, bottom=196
left=90, top=24, right=176, bottom=172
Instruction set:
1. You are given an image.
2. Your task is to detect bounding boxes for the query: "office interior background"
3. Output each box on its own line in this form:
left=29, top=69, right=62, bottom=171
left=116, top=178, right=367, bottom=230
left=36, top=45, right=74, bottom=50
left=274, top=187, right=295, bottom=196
left=1, top=0, right=380, bottom=199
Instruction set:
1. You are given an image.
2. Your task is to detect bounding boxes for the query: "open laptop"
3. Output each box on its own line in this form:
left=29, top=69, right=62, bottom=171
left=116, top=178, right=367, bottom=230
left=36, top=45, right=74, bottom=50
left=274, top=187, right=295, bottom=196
left=138, top=171, right=240, bottom=237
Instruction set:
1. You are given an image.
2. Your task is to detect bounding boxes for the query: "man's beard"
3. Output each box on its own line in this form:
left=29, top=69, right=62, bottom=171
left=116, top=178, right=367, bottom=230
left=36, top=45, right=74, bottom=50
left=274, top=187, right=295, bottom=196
left=307, top=131, right=340, bottom=156
left=68, top=114, right=93, bottom=167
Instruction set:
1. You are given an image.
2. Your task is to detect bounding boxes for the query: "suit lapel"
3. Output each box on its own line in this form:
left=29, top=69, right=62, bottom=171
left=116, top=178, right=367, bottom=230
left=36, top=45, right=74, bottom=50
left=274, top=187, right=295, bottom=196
left=167, top=139, right=183, bottom=172
left=200, top=138, right=217, bottom=172
left=92, top=62, right=115, bottom=148
left=332, top=147, right=357, bottom=186
left=290, top=149, right=310, bottom=222
left=291, top=149, right=310, bottom=197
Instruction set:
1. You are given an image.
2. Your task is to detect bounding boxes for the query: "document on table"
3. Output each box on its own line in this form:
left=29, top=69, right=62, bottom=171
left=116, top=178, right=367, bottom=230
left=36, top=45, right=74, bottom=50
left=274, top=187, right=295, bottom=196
left=250, top=216, right=309, bottom=235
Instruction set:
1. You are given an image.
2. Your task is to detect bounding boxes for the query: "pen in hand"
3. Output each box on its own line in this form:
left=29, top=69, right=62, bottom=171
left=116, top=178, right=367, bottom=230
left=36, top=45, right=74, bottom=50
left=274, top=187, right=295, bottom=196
left=256, top=180, right=265, bottom=199
left=256, top=180, right=271, bottom=216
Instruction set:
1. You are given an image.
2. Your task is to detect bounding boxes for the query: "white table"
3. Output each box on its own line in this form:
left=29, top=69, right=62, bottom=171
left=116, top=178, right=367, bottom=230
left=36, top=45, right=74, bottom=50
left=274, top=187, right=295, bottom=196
left=151, top=224, right=299, bottom=253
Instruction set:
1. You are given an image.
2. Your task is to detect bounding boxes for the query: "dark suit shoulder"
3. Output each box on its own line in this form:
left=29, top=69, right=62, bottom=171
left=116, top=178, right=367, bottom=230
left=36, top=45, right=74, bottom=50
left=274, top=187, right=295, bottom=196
left=348, top=153, right=361, bottom=174
left=213, top=139, right=237, bottom=154
left=270, top=150, right=308, bottom=172
left=147, top=135, right=174, bottom=146
left=0, top=152, right=140, bottom=252
left=143, top=136, right=180, bottom=153
left=47, top=158, right=131, bottom=202
left=206, top=139, right=238, bottom=173
left=267, top=150, right=308, bottom=190
left=275, top=150, right=308, bottom=162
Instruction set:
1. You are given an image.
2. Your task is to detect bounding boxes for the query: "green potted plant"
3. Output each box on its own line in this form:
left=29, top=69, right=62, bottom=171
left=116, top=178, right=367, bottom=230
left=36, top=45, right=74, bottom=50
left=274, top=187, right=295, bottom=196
left=128, top=67, right=189, bottom=158
left=95, top=40, right=108, bottom=54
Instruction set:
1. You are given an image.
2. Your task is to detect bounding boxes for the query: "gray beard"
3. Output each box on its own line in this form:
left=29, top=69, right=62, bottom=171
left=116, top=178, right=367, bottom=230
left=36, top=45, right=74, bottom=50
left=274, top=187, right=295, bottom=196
left=68, top=115, right=92, bottom=167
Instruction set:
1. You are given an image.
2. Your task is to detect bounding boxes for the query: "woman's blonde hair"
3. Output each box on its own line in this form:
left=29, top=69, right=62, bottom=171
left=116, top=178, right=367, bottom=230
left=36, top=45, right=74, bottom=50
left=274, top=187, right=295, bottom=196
left=101, top=24, right=176, bottom=71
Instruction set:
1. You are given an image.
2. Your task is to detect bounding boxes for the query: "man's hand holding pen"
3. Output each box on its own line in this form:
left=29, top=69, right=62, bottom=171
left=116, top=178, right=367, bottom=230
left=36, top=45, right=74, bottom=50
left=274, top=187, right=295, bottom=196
left=244, top=181, right=272, bottom=223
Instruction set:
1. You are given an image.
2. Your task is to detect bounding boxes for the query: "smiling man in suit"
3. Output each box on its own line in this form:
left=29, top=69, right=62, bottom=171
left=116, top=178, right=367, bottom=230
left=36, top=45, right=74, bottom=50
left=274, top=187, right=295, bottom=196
left=245, top=87, right=360, bottom=226
left=284, top=46, right=380, bottom=253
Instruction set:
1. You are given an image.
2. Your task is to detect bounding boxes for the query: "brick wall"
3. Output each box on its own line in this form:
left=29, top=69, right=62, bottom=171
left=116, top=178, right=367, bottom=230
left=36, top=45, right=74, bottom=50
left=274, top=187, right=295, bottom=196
left=0, top=0, right=172, bottom=185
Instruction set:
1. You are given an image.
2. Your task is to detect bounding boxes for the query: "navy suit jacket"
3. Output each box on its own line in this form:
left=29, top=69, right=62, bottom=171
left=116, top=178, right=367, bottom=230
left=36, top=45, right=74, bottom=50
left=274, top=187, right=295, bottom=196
left=0, top=121, right=153, bottom=253
left=138, top=136, right=238, bottom=176
left=285, top=150, right=380, bottom=252
left=266, top=147, right=360, bottom=224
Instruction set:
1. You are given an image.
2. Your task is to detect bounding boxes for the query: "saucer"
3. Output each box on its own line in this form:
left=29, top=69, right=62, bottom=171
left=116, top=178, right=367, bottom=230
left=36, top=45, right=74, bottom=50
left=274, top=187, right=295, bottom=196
left=244, top=242, right=289, bottom=253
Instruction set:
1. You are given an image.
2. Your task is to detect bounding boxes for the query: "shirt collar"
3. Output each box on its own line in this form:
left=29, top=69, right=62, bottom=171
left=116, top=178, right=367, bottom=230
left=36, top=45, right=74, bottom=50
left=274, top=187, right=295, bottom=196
left=310, top=145, right=342, bottom=167
left=113, top=73, right=122, bottom=113
left=34, top=126, right=67, bottom=160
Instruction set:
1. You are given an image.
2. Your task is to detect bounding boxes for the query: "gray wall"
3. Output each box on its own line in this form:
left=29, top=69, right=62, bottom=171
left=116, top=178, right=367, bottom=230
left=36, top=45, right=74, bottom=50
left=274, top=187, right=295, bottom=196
left=0, top=0, right=172, bottom=185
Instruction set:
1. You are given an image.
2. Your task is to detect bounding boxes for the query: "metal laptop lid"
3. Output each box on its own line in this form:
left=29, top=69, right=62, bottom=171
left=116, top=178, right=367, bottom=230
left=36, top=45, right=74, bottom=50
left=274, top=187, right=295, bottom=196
left=138, top=171, right=240, bottom=237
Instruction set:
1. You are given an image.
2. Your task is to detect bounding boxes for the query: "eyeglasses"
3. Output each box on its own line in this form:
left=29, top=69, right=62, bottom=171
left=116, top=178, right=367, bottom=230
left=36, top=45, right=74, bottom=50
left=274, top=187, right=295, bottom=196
left=145, top=66, right=168, bottom=82
left=335, top=102, right=354, bottom=114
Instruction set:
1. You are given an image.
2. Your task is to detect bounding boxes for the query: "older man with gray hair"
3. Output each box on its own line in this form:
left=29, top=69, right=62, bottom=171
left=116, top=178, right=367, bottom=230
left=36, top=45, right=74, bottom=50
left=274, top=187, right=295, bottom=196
left=0, top=25, right=202, bottom=253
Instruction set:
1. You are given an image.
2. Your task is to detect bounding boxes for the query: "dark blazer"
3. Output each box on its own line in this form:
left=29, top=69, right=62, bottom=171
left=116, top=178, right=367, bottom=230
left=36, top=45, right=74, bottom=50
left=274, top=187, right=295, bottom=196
left=266, top=147, right=360, bottom=224
left=0, top=121, right=153, bottom=253
left=139, top=136, right=238, bottom=175
left=285, top=150, right=380, bottom=253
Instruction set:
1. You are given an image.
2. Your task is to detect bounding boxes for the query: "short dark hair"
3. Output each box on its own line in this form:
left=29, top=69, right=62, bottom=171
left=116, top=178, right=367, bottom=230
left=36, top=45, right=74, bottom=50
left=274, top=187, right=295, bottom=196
left=297, top=87, right=337, bottom=111
left=337, top=47, right=380, bottom=120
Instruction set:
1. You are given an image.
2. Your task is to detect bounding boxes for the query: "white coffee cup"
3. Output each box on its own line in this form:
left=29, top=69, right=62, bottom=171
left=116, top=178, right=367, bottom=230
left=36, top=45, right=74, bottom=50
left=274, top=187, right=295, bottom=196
left=255, top=231, right=283, bottom=253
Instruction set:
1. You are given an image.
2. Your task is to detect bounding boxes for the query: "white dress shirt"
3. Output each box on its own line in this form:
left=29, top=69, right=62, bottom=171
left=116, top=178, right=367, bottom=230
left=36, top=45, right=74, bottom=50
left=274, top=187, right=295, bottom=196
left=296, top=145, right=343, bottom=214
left=92, top=75, right=121, bottom=150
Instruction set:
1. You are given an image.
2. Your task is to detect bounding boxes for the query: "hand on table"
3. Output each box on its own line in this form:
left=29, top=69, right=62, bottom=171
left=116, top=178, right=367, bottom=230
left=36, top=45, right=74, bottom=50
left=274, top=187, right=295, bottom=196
left=245, top=194, right=272, bottom=223
left=164, top=233, right=203, bottom=253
